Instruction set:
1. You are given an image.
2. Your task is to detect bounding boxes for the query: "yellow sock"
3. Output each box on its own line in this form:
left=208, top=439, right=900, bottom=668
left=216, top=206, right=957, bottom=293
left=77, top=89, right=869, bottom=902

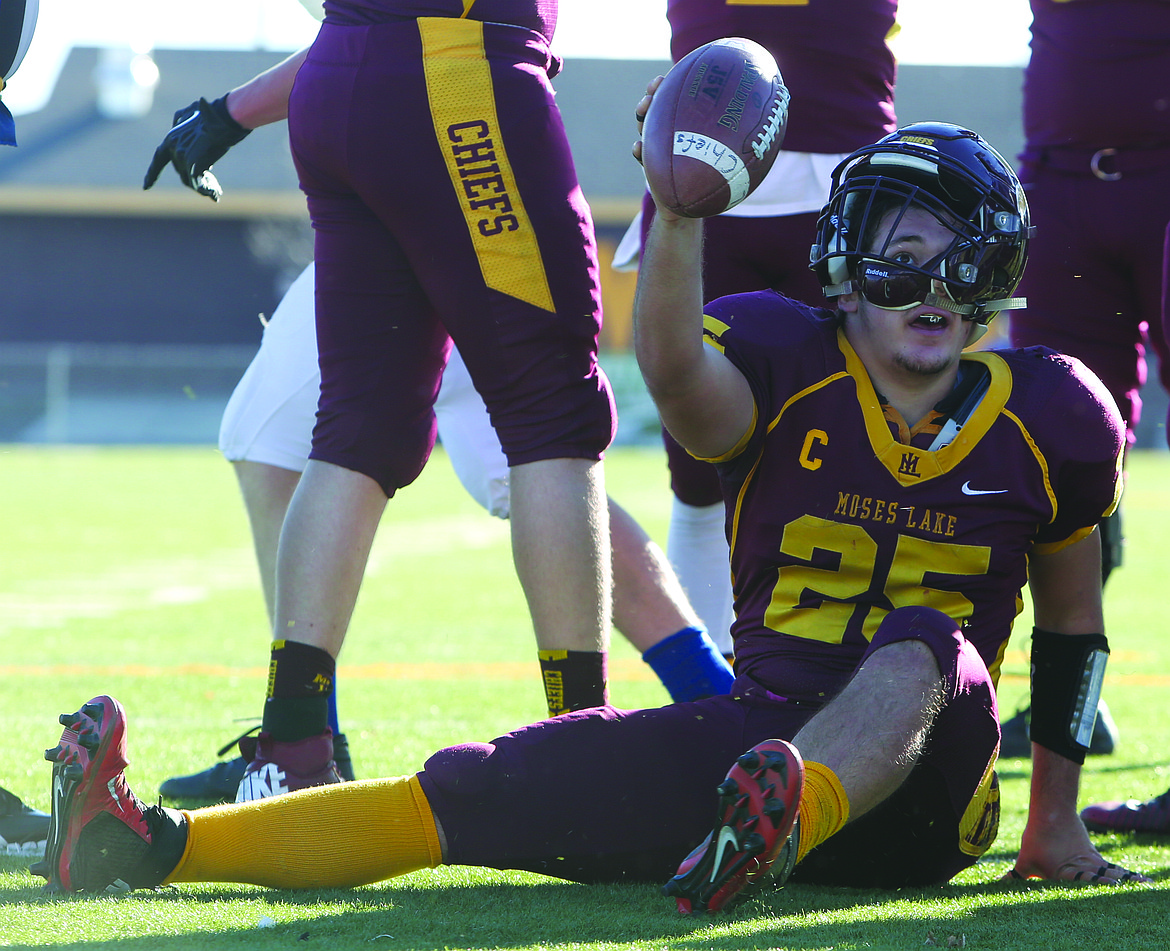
left=795, top=761, right=850, bottom=864
left=166, top=776, right=442, bottom=889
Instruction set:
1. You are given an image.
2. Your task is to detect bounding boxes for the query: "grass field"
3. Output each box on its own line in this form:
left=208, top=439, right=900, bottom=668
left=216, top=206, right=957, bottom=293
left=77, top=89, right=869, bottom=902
left=1, top=444, right=1168, bottom=950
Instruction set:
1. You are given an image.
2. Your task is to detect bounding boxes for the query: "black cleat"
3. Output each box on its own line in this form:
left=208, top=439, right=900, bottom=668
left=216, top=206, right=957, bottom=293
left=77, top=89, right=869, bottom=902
left=999, top=699, right=1118, bottom=759
left=0, top=786, right=51, bottom=856
left=159, top=731, right=354, bottom=801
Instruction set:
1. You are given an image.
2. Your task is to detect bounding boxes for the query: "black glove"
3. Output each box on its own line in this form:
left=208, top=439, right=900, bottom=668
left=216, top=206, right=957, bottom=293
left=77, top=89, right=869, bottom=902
left=143, top=95, right=252, bottom=202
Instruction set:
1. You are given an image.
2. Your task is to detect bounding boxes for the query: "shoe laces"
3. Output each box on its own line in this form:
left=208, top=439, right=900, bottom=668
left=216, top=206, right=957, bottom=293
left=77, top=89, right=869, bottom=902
left=216, top=724, right=261, bottom=758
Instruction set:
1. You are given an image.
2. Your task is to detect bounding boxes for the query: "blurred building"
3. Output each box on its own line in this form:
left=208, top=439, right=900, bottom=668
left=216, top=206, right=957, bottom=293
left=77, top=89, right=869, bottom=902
left=3, top=47, right=1159, bottom=446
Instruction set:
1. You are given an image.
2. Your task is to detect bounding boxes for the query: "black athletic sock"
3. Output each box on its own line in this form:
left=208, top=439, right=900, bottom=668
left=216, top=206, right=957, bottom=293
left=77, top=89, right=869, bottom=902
left=261, top=639, right=335, bottom=742
left=538, top=650, right=608, bottom=716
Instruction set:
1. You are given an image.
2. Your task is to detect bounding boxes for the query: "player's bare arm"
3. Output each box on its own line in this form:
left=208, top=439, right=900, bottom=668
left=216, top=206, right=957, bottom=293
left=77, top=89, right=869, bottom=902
left=1008, top=530, right=1149, bottom=884
left=631, top=77, right=757, bottom=461
left=224, top=48, right=310, bottom=129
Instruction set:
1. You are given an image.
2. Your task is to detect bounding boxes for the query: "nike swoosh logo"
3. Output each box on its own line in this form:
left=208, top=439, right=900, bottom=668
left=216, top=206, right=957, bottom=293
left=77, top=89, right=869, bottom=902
left=961, top=481, right=1008, bottom=496
left=50, top=771, right=65, bottom=841
left=171, top=110, right=202, bottom=132
left=711, top=825, right=740, bottom=882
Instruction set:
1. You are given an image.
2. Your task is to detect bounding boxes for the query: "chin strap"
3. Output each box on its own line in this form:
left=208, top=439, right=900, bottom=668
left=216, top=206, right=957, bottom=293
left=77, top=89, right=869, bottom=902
left=972, top=296, right=1027, bottom=315
left=924, top=293, right=976, bottom=316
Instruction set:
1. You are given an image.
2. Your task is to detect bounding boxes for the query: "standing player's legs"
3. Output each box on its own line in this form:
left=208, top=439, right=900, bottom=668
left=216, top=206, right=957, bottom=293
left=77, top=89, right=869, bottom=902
left=1078, top=217, right=1170, bottom=833
left=1007, top=167, right=1170, bottom=756
left=167, top=251, right=730, bottom=802
left=439, top=346, right=728, bottom=697
left=160, top=264, right=354, bottom=801
left=351, top=18, right=620, bottom=717
left=266, top=19, right=613, bottom=769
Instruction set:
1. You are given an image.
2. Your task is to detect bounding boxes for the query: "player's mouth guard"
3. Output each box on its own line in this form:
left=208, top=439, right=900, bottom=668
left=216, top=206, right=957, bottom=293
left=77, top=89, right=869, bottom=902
left=1025, top=627, right=1110, bottom=764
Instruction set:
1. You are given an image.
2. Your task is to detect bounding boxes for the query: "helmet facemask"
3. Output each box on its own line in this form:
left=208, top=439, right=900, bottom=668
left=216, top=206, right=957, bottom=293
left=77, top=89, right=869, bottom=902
left=811, top=124, right=1031, bottom=335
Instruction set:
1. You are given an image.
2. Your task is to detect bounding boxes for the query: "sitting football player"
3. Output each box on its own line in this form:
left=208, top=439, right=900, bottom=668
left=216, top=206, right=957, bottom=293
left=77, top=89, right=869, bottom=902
left=35, top=114, right=1147, bottom=907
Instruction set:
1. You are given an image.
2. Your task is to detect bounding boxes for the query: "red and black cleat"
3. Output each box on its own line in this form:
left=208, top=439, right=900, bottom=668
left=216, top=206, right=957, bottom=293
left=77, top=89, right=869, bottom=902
left=31, top=695, right=186, bottom=894
left=663, top=739, right=804, bottom=914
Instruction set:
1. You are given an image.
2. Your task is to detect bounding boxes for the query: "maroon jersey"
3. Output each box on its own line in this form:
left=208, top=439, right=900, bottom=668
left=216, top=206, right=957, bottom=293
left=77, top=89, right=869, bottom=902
left=702, top=292, right=1123, bottom=704
left=665, top=0, right=897, bottom=153
left=1024, top=0, right=1170, bottom=149
left=324, top=0, right=557, bottom=39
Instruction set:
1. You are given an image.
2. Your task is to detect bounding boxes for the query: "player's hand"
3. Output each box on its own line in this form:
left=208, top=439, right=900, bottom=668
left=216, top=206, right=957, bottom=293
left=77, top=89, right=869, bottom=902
left=631, top=74, right=664, bottom=167
left=143, top=96, right=252, bottom=202
left=1003, top=814, right=1150, bottom=885
left=636, top=76, right=664, bottom=168
left=632, top=75, right=684, bottom=225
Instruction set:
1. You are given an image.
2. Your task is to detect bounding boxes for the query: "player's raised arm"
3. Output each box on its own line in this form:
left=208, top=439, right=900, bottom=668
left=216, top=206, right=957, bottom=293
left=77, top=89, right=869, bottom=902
left=143, top=48, right=309, bottom=201
left=1008, top=530, right=1149, bottom=885
left=634, top=205, right=755, bottom=460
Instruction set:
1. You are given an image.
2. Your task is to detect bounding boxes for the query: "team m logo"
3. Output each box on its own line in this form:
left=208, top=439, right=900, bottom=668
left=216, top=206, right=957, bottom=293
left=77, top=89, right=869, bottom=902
left=899, top=453, right=921, bottom=478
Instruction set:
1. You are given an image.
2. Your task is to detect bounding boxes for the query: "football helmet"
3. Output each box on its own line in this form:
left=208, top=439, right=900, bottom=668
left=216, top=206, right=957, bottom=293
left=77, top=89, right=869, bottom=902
left=810, top=122, right=1031, bottom=326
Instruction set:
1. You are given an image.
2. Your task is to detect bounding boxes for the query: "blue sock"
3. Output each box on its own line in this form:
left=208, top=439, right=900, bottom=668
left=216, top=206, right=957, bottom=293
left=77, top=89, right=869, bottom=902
left=327, top=684, right=341, bottom=736
left=642, top=626, right=735, bottom=703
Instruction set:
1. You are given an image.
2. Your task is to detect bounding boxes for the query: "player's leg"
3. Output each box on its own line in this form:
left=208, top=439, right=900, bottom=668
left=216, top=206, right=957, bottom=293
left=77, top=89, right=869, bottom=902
left=216, top=260, right=320, bottom=620
left=161, top=263, right=352, bottom=800
left=793, top=609, right=996, bottom=881
left=1074, top=221, right=1170, bottom=834
left=242, top=40, right=456, bottom=798
left=664, top=607, right=999, bottom=911
left=661, top=433, right=733, bottom=654
left=438, top=349, right=731, bottom=701
left=246, top=233, right=446, bottom=795
left=610, top=499, right=733, bottom=701
left=234, top=460, right=301, bottom=623
left=508, top=456, right=610, bottom=692
left=373, top=19, right=614, bottom=716
left=35, top=695, right=440, bottom=892
left=38, top=692, right=767, bottom=894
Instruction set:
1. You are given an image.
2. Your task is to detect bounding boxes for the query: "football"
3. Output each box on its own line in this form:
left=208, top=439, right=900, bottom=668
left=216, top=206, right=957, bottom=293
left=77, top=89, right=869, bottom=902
left=642, top=37, right=789, bottom=218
